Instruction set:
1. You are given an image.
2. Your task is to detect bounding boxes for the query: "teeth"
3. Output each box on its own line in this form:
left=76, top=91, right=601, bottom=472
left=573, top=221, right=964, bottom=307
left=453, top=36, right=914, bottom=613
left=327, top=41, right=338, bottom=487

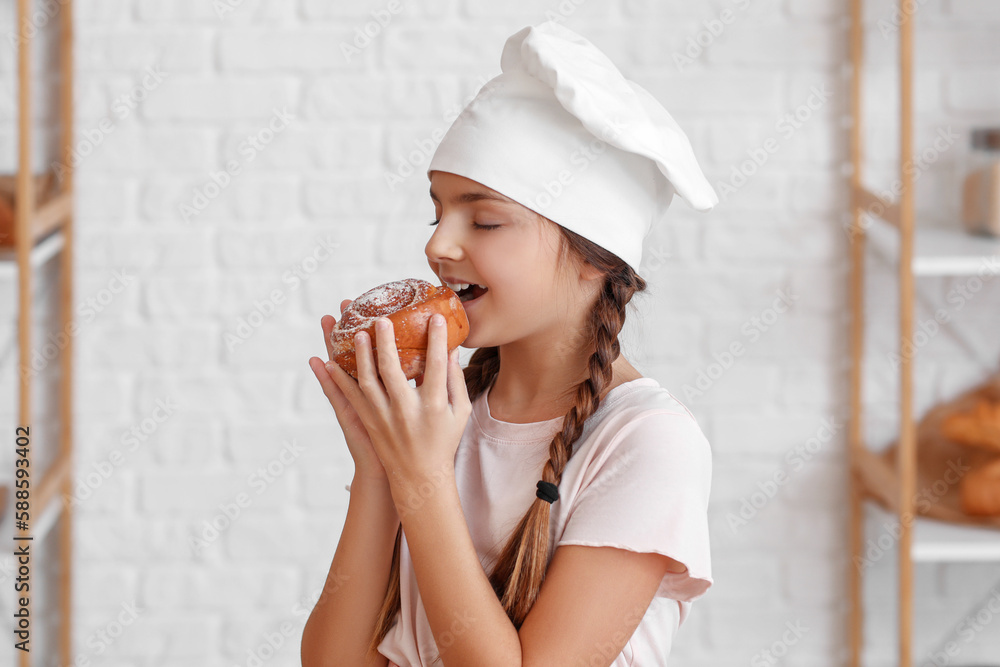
left=444, top=280, right=478, bottom=292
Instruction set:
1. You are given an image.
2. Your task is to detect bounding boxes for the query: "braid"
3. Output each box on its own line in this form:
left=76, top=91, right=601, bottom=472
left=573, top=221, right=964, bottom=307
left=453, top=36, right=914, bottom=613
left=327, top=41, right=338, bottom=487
left=486, top=263, right=643, bottom=629
left=463, top=346, right=502, bottom=402
left=366, top=224, right=648, bottom=660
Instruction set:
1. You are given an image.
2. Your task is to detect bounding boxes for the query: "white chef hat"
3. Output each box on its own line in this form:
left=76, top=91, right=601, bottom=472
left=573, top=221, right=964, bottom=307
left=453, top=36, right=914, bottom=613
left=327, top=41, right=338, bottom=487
left=427, top=21, right=718, bottom=272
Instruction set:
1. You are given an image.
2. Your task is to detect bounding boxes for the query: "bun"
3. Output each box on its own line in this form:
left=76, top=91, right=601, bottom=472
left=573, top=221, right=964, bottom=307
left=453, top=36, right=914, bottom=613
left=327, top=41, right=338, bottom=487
left=330, top=278, right=469, bottom=381
left=941, top=396, right=1000, bottom=453
left=960, top=457, right=1000, bottom=516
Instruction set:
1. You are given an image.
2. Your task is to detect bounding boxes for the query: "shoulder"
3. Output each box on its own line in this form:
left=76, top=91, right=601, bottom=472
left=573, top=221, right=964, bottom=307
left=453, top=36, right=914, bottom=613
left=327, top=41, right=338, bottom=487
left=592, top=382, right=709, bottom=450
left=568, top=384, right=712, bottom=483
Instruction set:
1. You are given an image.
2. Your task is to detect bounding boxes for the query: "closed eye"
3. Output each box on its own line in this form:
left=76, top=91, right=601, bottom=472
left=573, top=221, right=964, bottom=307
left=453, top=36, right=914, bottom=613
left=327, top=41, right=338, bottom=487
left=428, top=219, right=500, bottom=231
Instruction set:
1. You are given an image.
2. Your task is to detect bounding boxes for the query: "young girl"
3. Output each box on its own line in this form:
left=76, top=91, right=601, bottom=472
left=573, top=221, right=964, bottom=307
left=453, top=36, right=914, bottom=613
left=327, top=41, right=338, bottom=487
left=302, top=21, right=717, bottom=667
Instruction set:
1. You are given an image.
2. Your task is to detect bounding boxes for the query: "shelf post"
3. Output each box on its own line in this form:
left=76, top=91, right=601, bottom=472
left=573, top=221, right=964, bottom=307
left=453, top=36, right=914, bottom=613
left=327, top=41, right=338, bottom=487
left=15, top=1, right=34, bottom=662
left=848, top=0, right=866, bottom=662
left=57, top=0, right=75, bottom=665
left=897, top=0, right=917, bottom=666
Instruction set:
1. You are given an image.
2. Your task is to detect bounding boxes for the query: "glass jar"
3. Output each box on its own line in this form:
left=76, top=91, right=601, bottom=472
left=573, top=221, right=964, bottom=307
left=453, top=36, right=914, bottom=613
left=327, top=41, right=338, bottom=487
left=961, top=128, right=1000, bottom=237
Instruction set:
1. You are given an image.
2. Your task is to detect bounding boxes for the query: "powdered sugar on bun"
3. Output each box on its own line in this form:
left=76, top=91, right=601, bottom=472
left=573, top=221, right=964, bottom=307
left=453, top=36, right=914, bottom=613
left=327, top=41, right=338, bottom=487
left=336, top=278, right=433, bottom=333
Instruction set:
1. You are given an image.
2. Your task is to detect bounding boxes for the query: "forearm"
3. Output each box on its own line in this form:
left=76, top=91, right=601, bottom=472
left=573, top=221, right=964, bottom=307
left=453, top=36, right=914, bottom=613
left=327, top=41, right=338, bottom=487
left=393, top=473, right=521, bottom=667
left=302, top=475, right=401, bottom=667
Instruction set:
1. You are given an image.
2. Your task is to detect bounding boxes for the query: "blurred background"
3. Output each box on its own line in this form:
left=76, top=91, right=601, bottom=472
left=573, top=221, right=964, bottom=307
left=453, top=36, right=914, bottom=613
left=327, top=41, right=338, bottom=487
left=1, top=0, right=999, bottom=665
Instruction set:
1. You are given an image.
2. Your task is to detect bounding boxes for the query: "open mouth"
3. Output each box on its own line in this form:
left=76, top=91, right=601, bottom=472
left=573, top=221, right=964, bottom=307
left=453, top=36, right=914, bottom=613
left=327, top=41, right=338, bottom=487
left=457, top=284, right=488, bottom=303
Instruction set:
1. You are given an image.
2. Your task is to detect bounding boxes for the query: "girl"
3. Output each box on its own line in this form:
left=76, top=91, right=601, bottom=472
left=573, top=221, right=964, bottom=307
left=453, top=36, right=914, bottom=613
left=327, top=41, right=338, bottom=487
left=302, top=21, right=717, bottom=667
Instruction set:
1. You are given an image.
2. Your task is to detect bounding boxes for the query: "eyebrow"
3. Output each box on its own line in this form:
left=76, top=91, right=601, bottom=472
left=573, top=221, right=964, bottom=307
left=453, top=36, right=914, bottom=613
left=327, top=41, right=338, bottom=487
left=429, top=187, right=516, bottom=206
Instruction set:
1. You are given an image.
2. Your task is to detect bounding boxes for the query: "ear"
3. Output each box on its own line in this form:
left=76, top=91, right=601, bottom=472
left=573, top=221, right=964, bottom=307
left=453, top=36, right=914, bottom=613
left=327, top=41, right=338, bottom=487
left=578, top=261, right=604, bottom=284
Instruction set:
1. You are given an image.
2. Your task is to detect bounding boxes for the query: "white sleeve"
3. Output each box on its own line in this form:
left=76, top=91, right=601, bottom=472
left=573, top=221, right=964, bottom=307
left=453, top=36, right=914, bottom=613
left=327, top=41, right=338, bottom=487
left=555, top=410, right=714, bottom=602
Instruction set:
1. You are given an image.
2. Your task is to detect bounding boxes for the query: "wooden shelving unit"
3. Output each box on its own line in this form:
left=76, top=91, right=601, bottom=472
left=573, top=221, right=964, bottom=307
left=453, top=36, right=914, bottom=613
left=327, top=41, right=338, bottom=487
left=847, top=1, right=1000, bottom=665
left=1, top=0, right=76, bottom=665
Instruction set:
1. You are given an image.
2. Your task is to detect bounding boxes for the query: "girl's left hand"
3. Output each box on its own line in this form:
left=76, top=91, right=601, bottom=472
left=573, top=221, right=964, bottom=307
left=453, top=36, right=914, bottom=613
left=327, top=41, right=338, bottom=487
left=339, top=313, right=472, bottom=495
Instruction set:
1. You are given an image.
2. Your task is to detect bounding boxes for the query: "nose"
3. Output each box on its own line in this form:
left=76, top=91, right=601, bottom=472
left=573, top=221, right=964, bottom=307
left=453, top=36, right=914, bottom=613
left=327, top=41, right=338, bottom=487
left=424, top=216, right=464, bottom=266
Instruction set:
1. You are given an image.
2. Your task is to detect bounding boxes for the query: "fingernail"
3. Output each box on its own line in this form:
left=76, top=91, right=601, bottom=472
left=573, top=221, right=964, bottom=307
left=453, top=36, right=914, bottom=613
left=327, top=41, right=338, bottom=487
left=433, top=314, right=444, bottom=326
left=354, top=332, right=364, bottom=345
left=377, top=318, right=389, bottom=330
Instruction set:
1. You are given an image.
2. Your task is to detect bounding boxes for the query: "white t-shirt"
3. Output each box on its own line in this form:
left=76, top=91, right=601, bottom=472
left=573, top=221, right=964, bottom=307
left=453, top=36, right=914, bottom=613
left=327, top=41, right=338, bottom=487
left=378, top=377, right=714, bottom=667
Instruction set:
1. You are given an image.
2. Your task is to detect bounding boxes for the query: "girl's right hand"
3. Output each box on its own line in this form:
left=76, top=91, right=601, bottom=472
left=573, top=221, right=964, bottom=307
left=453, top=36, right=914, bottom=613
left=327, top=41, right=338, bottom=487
left=308, top=299, right=388, bottom=484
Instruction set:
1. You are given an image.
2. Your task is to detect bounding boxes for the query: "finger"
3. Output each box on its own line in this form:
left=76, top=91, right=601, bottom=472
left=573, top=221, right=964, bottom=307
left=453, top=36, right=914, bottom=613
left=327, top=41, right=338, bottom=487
left=322, top=354, right=378, bottom=426
left=309, top=356, right=348, bottom=415
left=421, top=313, right=449, bottom=404
left=373, top=317, right=410, bottom=399
left=446, top=347, right=471, bottom=411
left=322, top=315, right=336, bottom=362
left=341, top=299, right=352, bottom=314
left=353, top=329, right=389, bottom=412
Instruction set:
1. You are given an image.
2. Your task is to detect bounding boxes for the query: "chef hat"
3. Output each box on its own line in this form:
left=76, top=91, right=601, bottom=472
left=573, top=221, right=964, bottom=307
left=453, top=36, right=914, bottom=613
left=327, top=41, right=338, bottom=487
left=427, top=21, right=718, bottom=272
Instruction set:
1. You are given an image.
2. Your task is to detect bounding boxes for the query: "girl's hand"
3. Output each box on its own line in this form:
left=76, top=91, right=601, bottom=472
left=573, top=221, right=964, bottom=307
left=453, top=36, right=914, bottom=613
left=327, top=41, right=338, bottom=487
left=335, top=313, right=472, bottom=495
left=308, top=299, right=387, bottom=484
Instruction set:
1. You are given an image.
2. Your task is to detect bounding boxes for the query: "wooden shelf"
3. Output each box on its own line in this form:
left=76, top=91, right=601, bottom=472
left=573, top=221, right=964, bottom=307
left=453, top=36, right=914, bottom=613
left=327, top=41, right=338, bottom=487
left=865, top=214, right=1000, bottom=276
left=0, top=230, right=65, bottom=276
left=861, top=491, right=1000, bottom=564
left=0, top=177, right=70, bottom=249
left=6, top=0, right=76, bottom=663
left=847, top=0, right=1000, bottom=664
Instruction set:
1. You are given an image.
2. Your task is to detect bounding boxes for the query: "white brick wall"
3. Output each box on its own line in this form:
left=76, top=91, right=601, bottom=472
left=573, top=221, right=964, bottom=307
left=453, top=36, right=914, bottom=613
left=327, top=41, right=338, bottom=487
left=1, top=1, right=999, bottom=665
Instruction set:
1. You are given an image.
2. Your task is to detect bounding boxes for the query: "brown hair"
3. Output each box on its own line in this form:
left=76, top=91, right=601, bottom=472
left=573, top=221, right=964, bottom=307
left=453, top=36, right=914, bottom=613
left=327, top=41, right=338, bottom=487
left=365, top=219, right=648, bottom=661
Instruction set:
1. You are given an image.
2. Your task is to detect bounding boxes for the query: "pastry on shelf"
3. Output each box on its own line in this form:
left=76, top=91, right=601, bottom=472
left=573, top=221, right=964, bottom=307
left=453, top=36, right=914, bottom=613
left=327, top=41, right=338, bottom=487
left=941, top=384, right=1000, bottom=452
left=874, top=369, right=1000, bottom=527
left=0, top=171, right=60, bottom=247
left=961, top=458, right=1000, bottom=516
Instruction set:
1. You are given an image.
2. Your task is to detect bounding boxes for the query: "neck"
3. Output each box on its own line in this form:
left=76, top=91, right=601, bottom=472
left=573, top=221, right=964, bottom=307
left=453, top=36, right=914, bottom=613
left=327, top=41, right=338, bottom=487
left=488, top=320, right=600, bottom=423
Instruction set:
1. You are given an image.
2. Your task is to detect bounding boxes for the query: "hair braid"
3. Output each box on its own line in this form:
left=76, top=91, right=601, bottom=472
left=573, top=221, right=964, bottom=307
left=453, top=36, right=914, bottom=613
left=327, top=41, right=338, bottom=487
left=485, top=263, right=642, bottom=630
left=366, top=225, right=647, bottom=661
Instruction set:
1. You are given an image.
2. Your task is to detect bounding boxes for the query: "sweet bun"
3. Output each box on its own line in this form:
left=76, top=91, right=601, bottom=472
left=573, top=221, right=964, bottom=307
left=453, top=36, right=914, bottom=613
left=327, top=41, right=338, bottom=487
left=941, top=397, right=1000, bottom=453
left=960, top=457, right=1000, bottom=516
left=330, top=278, right=469, bottom=381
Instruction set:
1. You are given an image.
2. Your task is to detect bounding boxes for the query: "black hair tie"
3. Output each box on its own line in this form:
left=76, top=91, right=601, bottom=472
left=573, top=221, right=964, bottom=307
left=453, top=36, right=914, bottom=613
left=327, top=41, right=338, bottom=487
left=536, top=480, right=559, bottom=504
